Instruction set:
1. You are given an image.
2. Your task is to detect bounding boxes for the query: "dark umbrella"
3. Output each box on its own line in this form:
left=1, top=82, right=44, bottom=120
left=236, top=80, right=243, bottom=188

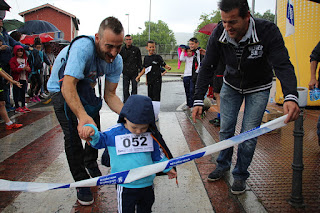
left=0, top=0, right=10, bottom=11
left=198, top=23, right=218, bottom=35
left=17, top=20, right=60, bottom=35
left=3, top=19, right=24, bottom=31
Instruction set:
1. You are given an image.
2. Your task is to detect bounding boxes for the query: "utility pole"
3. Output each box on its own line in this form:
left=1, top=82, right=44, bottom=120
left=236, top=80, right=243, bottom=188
left=125, top=14, right=129, bottom=34
left=148, top=0, right=151, bottom=40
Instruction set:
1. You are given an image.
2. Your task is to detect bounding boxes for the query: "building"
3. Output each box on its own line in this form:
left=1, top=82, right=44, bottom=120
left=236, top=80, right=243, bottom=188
left=275, top=0, right=320, bottom=106
left=19, top=3, right=79, bottom=41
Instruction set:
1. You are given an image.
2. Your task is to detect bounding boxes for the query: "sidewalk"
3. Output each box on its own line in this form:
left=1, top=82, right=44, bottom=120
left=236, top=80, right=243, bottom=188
left=185, top=100, right=320, bottom=212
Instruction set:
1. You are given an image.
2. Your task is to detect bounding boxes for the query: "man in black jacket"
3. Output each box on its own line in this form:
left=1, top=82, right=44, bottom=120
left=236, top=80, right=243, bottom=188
left=192, top=0, right=300, bottom=195
left=308, top=41, right=320, bottom=145
left=120, top=35, right=142, bottom=103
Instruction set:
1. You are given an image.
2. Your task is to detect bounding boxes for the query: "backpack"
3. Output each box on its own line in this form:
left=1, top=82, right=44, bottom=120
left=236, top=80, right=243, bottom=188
left=58, top=35, right=102, bottom=118
left=29, top=49, right=43, bottom=71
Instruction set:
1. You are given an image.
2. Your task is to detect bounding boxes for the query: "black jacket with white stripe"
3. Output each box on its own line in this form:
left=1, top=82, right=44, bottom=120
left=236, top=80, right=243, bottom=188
left=193, top=17, right=298, bottom=106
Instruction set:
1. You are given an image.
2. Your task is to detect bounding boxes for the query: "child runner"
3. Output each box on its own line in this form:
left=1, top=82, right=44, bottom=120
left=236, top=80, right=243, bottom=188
left=136, top=40, right=171, bottom=102
left=81, top=95, right=177, bottom=212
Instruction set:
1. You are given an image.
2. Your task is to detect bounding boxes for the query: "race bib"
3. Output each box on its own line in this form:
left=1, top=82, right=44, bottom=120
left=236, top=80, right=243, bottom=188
left=145, top=66, right=152, bottom=74
left=115, top=132, right=154, bottom=155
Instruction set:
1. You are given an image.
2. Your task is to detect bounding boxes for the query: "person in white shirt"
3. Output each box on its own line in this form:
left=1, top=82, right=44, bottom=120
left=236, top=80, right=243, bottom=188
left=179, top=46, right=194, bottom=110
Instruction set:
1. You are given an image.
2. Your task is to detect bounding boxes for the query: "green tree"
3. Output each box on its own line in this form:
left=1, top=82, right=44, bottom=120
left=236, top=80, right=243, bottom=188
left=253, top=10, right=275, bottom=23
left=131, top=20, right=176, bottom=54
left=194, top=9, right=275, bottom=49
left=194, top=10, right=221, bottom=49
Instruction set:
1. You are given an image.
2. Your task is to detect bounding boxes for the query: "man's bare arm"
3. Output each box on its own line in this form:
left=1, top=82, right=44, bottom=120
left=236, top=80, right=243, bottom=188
left=104, top=80, right=123, bottom=114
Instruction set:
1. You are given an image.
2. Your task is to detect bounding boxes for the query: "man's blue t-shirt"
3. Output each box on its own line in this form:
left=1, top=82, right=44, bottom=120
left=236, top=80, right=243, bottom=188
left=47, top=36, right=123, bottom=92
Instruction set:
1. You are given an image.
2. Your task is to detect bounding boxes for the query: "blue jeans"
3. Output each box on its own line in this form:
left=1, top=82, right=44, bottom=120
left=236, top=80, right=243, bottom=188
left=217, top=83, right=270, bottom=180
left=183, top=76, right=194, bottom=107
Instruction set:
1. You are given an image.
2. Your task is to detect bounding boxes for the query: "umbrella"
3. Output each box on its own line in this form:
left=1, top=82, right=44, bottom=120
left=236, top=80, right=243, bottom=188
left=17, top=20, right=60, bottom=35
left=3, top=19, right=24, bottom=31
left=20, top=33, right=54, bottom=45
left=198, top=23, right=218, bottom=35
left=0, top=0, right=10, bottom=11
left=50, top=38, right=70, bottom=45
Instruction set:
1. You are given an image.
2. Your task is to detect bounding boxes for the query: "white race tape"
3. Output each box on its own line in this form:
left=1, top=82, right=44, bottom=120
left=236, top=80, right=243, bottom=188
left=0, top=115, right=288, bottom=192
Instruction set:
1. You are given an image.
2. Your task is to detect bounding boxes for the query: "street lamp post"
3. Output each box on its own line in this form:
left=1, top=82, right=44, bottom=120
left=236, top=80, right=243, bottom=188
left=125, top=13, right=129, bottom=34
left=138, top=27, right=142, bottom=45
left=148, top=0, right=151, bottom=40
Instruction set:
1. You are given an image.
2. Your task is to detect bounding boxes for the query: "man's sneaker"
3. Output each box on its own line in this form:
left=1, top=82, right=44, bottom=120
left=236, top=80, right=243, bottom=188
left=209, top=117, right=220, bottom=127
left=76, top=187, right=94, bottom=206
left=6, top=123, right=23, bottom=130
left=15, top=107, right=26, bottom=113
left=231, top=179, right=246, bottom=195
left=87, top=167, right=102, bottom=178
left=22, top=106, right=31, bottom=112
left=207, top=167, right=230, bottom=181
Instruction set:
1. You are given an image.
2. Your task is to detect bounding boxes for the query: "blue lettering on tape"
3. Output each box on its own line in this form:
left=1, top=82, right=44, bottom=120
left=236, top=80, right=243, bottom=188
left=165, top=152, right=206, bottom=169
left=97, top=170, right=130, bottom=185
left=51, top=184, right=70, bottom=190
left=230, top=126, right=271, bottom=142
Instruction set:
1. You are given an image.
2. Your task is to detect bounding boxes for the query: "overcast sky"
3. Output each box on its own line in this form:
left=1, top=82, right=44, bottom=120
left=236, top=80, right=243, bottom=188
left=5, top=0, right=276, bottom=35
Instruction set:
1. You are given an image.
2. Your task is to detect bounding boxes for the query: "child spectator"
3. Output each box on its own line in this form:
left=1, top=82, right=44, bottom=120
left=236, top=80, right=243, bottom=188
left=81, top=95, right=177, bottom=210
left=9, top=45, right=31, bottom=113
left=179, top=46, right=194, bottom=110
left=0, top=67, right=23, bottom=129
left=28, top=38, right=51, bottom=102
left=136, top=40, right=171, bottom=102
left=43, top=43, right=55, bottom=95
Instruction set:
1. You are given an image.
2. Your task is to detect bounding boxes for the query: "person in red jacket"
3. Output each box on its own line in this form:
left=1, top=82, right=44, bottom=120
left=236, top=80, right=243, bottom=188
left=9, top=45, right=31, bottom=113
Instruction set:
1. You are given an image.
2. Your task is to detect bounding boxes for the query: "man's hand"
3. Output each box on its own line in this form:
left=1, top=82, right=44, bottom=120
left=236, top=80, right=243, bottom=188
left=13, top=80, right=22, bottom=88
left=192, top=106, right=203, bottom=123
left=77, top=115, right=96, bottom=140
left=0, top=45, right=9, bottom=51
left=199, top=48, right=206, bottom=55
left=283, top=101, right=300, bottom=123
left=308, top=78, right=318, bottom=90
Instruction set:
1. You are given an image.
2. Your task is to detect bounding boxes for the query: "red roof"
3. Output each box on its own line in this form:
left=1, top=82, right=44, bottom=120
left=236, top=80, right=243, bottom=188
left=19, top=3, right=76, bottom=18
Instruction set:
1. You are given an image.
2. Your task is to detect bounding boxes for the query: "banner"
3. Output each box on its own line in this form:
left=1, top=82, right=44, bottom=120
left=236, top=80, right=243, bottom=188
left=0, top=115, right=288, bottom=192
left=285, top=0, right=295, bottom=37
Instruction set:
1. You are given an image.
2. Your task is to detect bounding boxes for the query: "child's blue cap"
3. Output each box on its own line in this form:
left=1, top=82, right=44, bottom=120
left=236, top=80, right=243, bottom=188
left=118, top=95, right=155, bottom=124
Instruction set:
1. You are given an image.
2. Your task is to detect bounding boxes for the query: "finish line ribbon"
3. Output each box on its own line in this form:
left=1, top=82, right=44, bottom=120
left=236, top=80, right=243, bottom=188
left=0, top=115, right=288, bottom=192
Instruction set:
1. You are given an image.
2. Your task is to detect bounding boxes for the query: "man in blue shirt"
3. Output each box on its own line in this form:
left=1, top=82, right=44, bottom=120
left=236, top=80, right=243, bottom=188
left=47, top=16, right=124, bottom=205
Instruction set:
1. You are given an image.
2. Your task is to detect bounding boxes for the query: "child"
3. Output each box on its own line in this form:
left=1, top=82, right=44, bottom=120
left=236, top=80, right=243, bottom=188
left=9, top=45, right=31, bottom=113
left=81, top=95, right=177, bottom=211
left=28, top=38, right=51, bottom=102
left=0, top=67, right=23, bottom=130
left=136, top=40, right=171, bottom=102
left=179, top=46, right=194, bottom=110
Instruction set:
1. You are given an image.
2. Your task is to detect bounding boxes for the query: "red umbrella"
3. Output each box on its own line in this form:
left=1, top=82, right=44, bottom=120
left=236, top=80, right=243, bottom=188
left=20, top=33, right=54, bottom=45
left=198, top=23, right=218, bottom=35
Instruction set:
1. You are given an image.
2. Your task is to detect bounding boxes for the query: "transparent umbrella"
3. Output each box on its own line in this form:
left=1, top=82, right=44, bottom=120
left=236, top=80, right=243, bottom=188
left=3, top=19, right=24, bottom=32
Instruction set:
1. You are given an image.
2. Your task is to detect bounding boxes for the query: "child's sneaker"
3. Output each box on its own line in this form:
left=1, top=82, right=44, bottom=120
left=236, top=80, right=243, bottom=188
left=15, top=107, right=26, bottom=113
left=30, top=97, right=37, bottom=103
left=6, top=123, right=23, bottom=130
left=35, top=96, right=41, bottom=102
left=22, top=106, right=31, bottom=112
